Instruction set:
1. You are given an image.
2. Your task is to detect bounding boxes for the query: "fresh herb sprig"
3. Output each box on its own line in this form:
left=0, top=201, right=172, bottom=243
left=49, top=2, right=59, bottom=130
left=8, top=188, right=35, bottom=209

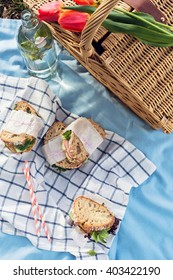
left=20, top=23, right=52, bottom=61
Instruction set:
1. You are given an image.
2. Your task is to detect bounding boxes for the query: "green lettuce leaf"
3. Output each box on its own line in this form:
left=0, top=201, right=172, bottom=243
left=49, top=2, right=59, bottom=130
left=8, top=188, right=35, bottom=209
left=14, top=138, right=35, bottom=152
left=87, top=250, right=97, bottom=256
left=91, top=229, right=110, bottom=244
left=62, top=130, right=72, bottom=141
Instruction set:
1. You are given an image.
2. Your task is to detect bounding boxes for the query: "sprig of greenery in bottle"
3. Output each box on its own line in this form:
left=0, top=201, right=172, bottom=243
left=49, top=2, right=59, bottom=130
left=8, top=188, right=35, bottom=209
left=20, top=40, right=43, bottom=61
left=20, top=21, right=52, bottom=61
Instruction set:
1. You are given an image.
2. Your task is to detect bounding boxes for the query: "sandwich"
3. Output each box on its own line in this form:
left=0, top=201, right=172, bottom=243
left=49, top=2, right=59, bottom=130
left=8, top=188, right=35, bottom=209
left=43, top=121, right=84, bottom=169
left=62, top=118, right=106, bottom=165
left=70, top=196, right=119, bottom=244
left=43, top=118, right=106, bottom=170
left=0, top=101, right=41, bottom=153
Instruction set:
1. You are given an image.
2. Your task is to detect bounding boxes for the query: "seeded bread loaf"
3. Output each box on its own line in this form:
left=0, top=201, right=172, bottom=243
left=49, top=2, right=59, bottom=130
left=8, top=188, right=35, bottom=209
left=71, top=196, right=115, bottom=234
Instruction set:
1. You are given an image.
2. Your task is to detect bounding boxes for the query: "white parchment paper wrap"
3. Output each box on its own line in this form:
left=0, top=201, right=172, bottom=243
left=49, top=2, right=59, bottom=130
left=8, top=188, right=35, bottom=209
left=64, top=117, right=103, bottom=155
left=42, top=135, right=66, bottom=165
left=2, top=110, right=44, bottom=138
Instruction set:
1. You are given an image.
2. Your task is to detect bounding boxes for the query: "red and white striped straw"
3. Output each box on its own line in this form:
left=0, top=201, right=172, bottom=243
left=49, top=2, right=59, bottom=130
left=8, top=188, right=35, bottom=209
left=23, top=162, right=40, bottom=237
left=24, top=161, right=51, bottom=241
left=35, top=200, right=51, bottom=242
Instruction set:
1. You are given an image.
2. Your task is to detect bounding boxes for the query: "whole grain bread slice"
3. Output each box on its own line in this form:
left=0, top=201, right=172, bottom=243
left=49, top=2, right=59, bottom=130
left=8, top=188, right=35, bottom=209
left=71, top=196, right=115, bottom=234
left=44, top=121, right=66, bottom=143
left=0, top=101, right=38, bottom=153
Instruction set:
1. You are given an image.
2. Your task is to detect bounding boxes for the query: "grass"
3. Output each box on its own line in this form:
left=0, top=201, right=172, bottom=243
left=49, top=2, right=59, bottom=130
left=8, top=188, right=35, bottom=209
left=0, top=0, right=28, bottom=19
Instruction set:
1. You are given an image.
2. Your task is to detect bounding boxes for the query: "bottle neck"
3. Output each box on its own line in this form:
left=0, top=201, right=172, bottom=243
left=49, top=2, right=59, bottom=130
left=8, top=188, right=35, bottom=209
left=21, top=9, right=39, bottom=29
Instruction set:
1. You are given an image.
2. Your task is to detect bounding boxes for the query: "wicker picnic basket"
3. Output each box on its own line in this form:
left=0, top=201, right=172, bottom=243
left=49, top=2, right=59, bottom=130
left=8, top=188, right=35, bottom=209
left=24, top=0, right=173, bottom=133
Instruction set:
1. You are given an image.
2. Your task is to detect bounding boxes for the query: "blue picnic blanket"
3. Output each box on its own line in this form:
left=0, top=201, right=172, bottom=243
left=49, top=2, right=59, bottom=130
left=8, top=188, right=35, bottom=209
left=0, top=18, right=172, bottom=260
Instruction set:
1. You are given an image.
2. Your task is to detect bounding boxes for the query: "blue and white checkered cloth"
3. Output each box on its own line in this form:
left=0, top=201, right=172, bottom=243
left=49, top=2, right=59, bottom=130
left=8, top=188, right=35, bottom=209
left=0, top=75, right=156, bottom=260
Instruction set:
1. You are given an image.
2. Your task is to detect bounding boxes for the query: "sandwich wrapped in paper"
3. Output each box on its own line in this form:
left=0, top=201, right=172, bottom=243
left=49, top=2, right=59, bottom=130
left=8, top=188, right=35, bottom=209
left=0, top=101, right=44, bottom=153
left=42, top=117, right=106, bottom=169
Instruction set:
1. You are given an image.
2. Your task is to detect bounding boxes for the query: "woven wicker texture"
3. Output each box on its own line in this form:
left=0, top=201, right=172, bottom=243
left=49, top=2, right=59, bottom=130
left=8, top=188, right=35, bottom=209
left=24, top=0, right=173, bottom=133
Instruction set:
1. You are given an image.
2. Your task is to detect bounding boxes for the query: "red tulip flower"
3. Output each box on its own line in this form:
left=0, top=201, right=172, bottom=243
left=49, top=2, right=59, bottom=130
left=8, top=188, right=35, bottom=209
left=38, top=1, right=63, bottom=22
left=73, top=0, right=102, bottom=6
left=58, top=10, right=90, bottom=32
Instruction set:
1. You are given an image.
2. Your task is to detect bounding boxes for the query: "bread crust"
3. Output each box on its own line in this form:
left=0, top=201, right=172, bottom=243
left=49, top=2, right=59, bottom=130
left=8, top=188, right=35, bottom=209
left=88, top=119, right=106, bottom=139
left=71, top=196, right=115, bottom=234
left=14, top=100, right=39, bottom=116
left=44, top=121, right=66, bottom=144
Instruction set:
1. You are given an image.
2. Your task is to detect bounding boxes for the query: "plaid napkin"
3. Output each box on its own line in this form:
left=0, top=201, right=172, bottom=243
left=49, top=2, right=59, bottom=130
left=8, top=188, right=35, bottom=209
left=0, top=75, right=156, bottom=260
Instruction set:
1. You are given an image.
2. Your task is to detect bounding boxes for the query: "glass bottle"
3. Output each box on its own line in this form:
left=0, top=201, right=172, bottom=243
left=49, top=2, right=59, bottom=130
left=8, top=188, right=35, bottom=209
left=17, top=9, right=58, bottom=79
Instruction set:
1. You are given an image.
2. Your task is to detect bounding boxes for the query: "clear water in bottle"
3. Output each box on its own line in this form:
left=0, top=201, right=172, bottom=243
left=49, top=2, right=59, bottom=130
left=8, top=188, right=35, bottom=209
left=17, top=9, right=58, bottom=80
